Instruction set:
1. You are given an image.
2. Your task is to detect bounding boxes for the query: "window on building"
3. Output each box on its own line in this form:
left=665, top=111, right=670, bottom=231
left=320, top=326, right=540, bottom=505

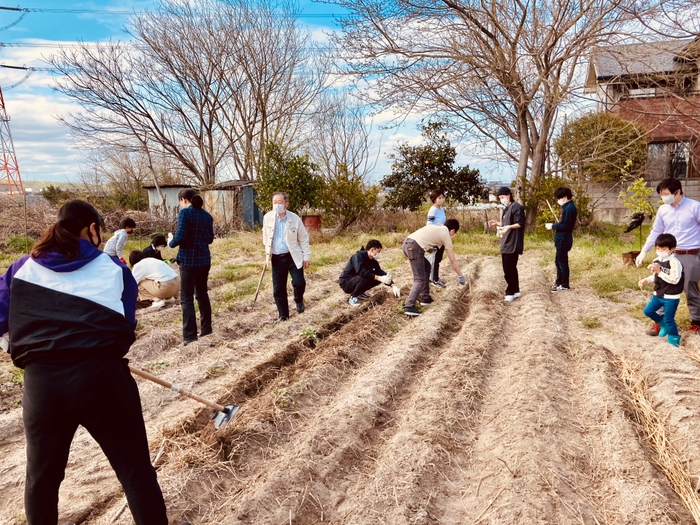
left=647, top=141, right=691, bottom=179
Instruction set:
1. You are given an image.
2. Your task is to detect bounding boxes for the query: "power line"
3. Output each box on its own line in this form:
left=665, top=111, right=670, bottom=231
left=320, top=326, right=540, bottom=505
left=0, top=5, right=340, bottom=18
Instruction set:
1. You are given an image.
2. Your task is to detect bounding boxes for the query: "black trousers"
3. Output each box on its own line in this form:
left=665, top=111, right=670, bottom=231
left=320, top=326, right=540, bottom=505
left=180, top=264, right=212, bottom=342
left=555, top=239, right=573, bottom=288
left=430, top=245, right=445, bottom=281
left=502, top=253, right=520, bottom=295
left=22, top=353, right=167, bottom=525
left=271, top=253, right=306, bottom=318
left=340, top=276, right=380, bottom=296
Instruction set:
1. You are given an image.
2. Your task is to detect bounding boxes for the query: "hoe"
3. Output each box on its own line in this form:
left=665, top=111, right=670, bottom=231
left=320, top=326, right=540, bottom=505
left=129, top=365, right=238, bottom=429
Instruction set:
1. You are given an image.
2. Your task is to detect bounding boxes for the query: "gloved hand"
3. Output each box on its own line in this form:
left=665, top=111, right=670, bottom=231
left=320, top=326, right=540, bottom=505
left=545, top=223, right=553, bottom=230
left=0, top=332, right=9, bottom=353
left=635, top=250, right=648, bottom=267
left=379, top=274, right=393, bottom=285
left=167, top=232, right=174, bottom=244
left=392, top=285, right=401, bottom=298
left=458, top=275, right=466, bottom=285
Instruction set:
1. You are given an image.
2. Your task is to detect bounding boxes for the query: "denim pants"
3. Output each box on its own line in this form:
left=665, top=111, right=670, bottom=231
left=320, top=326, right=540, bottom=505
left=180, top=264, right=212, bottom=341
left=643, top=295, right=680, bottom=336
left=271, top=253, right=306, bottom=318
left=555, top=238, right=573, bottom=287
left=23, top=354, right=167, bottom=525
left=403, top=238, right=430, bottom=308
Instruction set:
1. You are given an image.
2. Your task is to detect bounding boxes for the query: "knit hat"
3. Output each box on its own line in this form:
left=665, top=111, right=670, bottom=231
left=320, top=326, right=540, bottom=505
left=497, top=186, right=512, bottom=196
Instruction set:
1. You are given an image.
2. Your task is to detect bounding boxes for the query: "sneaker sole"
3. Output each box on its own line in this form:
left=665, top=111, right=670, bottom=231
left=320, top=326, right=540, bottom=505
left=404, top=311, right=421, bottom=316
left=430, top=282, right=446, bottom=288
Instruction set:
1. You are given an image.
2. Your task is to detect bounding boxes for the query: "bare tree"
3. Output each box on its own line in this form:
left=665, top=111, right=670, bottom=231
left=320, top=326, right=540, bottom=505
left=50, top=0, right=326, bottom=186
left=330, top=0, right=700, bottom=229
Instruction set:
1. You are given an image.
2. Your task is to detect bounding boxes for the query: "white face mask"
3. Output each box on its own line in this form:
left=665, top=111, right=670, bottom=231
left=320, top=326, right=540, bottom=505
left=661, top=194, right=676, bottom=205
left=436, top=197, right=445, bottom=206
left=558, top=198, right=566, bottom=206
left=372, top=251, right=381, bottom=260
left=499, top=197, right=509, bottom=205
left=656, top=250, right=671, bottom=260
left=273, top=203, right=286, bottom=215
left=155, top=246, right=163, bottom=252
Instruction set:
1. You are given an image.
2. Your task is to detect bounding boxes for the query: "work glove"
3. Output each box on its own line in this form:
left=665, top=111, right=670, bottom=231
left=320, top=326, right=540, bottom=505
left=0, top=332, right=8, bottom=352
left=392, top=285, right=401, bottom=298
left=635, top=250, right=648, bottom=268
left=545, top=223, right=553, bottom=230
left=167, top=232, right=174, bottom=244
left=379, top=274, right=393, bottom=286
left=458, top=275, right=466, bottom=285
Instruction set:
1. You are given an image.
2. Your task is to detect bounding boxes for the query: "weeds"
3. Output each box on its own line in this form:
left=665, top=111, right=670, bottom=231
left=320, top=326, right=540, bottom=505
left=580, top=316, right=601, bottom=329
left=300, top=327, right=319, bottom=345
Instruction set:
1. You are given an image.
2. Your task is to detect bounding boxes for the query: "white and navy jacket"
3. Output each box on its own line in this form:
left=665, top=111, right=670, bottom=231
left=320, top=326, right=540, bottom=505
left=0, top=239, right=138, bottom=368
left=642, top=254, right=684, bottom=299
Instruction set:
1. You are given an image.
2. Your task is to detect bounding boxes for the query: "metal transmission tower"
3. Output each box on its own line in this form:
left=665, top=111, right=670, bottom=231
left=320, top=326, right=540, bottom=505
left=0, top=84, right=24, bottom=195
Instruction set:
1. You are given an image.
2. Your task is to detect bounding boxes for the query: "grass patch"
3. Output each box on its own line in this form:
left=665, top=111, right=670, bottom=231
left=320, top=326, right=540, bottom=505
left=579, top=316, right=601, bottom=329
left=10, top=367, right=24, bottom=386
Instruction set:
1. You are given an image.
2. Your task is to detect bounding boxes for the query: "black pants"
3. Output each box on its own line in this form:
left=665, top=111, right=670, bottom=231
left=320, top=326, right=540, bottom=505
left=180, top=264, right=212, bottom=342
left=22, top=353, right=167, bottom=525
left=271, top=253, right=306, bottom=318
left=501, top=253, right=520, bottom=295
left=340, top=276, right=380, bottom=297
left=430, top=245, right=445, bottom=281
left=555, top=239, right=573, bottom=288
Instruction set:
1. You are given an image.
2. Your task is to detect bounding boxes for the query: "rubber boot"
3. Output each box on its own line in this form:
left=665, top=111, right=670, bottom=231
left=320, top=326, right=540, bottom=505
left=658, top=320, right=669, bottom=338
left=668, top=334, right=681, bottom=347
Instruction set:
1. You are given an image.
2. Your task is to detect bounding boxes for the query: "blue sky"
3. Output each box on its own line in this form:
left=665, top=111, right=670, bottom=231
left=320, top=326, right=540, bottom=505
left=0, top=1, right=510, bottom=186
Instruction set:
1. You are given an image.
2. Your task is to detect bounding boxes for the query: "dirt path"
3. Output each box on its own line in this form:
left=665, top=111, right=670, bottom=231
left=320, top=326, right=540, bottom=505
left=4, top=251, right=700, bottom=524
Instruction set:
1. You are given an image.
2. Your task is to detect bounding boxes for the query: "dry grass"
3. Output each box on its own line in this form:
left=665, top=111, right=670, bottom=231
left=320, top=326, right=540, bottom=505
left=615, top=355, right=700, bottom=523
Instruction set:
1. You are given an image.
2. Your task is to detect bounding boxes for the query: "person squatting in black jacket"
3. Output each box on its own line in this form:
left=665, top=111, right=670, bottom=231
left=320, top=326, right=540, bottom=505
left=339, top=240, right=397, bottom=306
left=0, top=200, right=168, bottom=525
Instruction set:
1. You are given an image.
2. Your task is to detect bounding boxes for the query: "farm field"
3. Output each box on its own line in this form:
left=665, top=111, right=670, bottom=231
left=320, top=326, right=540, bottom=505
left=3, top=229, right=700, bottom=524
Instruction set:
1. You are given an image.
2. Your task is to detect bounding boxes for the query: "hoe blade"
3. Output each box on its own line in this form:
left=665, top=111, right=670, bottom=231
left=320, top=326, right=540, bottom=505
left=213, top=404, right=239, bottom=429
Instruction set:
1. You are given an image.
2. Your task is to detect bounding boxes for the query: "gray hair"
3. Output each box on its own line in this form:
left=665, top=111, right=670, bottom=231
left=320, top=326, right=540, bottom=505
left=272, top=191, right=289, bottom=203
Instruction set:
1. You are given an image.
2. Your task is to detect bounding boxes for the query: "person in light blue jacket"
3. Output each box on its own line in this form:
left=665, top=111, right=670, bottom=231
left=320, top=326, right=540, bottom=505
left=426, top=189, right=447, bottom=288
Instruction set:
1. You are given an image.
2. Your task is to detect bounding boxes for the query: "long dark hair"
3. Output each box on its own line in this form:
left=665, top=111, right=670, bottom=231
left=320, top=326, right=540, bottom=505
left=32, top=200, right=102, bottom=259
left=178, top=188, right=204, bottom=210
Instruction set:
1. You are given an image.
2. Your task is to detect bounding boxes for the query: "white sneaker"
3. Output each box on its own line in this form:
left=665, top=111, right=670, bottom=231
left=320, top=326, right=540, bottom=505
left=150, top=299, right=166, bottom=309
left=504, top=295, right=515, bottom=303
left=165, top=297, right=176, bottom=304
left=513, top=292, right=521, bottom=299
left=348, top=296, right=361, bottom=307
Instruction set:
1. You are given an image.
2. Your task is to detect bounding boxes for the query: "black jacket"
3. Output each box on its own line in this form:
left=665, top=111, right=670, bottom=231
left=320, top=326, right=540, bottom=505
left=553, top=201, right=577, bottom=243
left=500, top=201, right=525, bottom=255
left=142, top=244, right=164, bottom=261
left=339, top=248, right=386, bottom=284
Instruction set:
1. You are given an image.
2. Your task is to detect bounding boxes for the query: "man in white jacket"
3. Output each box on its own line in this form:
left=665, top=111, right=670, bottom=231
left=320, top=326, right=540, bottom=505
left=262, top=192, right=311, bottom=322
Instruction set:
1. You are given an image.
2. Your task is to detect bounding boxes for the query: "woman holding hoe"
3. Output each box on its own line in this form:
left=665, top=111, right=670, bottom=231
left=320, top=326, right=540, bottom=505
left=0, top=200, right=168, bottom=525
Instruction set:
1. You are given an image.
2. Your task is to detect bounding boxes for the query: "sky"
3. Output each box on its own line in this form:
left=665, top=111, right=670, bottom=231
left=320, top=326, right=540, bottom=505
left=0, top=0, right=511, bottom=186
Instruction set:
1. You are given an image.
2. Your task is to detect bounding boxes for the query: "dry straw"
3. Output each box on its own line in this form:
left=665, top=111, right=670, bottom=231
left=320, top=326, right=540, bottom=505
left=616, top=355, right=700, bottom=523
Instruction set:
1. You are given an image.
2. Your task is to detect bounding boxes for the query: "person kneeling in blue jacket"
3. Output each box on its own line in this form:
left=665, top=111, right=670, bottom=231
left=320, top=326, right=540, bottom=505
left=339, top=240, right=398, bottom=306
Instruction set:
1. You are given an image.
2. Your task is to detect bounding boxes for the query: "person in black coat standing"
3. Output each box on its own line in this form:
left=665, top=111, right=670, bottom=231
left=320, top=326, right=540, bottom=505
left=488, top=187, right=525, bottom=302
left=546, top=187, right=577, bottom=292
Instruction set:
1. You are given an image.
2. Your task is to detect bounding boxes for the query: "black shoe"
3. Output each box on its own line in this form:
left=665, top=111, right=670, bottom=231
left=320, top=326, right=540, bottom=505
left=296, top=302, right=305, bottom=313
left=357, top=293, right=370, bottom=300
left=274, top=316, right=289, bottom=323
left=181, top=338, right=197, bottom=347
left=419, top=296, right=434, bottom=306
left=551, top=285, right=570, bottom=293
left=430, top=278, right=446, bottom=288
left=404, top=306, right=421, bottom=317
left=199, top=328, right=213, bottom=337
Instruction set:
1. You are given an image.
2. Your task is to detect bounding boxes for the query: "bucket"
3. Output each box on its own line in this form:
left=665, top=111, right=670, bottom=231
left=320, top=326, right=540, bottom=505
left=302, top=215, right=322, bottom=231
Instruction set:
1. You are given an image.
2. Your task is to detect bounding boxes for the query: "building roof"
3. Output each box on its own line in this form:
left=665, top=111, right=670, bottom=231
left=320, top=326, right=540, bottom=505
left=588, top=38, right=699, bottom=82
left=143, top=180, right=255, bottom=191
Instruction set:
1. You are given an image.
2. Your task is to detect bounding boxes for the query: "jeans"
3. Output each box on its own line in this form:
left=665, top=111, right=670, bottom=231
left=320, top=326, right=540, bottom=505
left=501, top=253, right=520, bottom=295
left=403, top=239, right=430, bottom=308
left=555, top=238, right=573, bottom=288
left=271, top=253, right=306, bottom=318
left=430, top=245, right=445, bottom=281
left=180, top=265, right=212, bottom=341
left=339, top=276, right=380, bottom=297
left=23, top=354, right=167, bottom=525
left=643, top=295, right=680, bottom=336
